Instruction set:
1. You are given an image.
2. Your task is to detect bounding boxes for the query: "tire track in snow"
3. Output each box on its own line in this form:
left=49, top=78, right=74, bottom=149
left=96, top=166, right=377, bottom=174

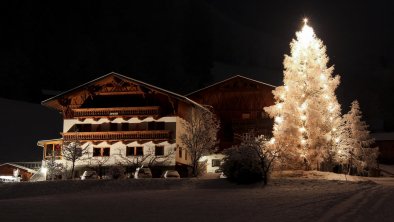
left=317, top=185, right=380, bottom=222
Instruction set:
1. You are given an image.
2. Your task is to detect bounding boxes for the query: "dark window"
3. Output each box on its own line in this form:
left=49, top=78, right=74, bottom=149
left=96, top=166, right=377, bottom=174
left=148, top=122, right=165, bottom=130
left=126, top=146, right=134, bottom=156
left=178, top=148, right=182, bottom=158
left=93, top=148, right=101, bottom=157
left=212, top=159, right=221, bottom=167
left=122, top=123, right=129, bottom=131
left=103, top=148, right=110, bottom=156
left=81, top=124, right=92, bottom=132
left=110, top=123, right=118, bottom=131
left=156, top=122, right=165, bottom=130
left=148, top=122, right=155, bottom=130
left=155, top=146, right=164, bottom=156
left=136, top=147, right=143, bottom=156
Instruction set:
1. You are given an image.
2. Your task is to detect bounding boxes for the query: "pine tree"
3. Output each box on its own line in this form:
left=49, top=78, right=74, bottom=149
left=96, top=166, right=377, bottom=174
left=265, top=19, right=342, bottom=170
left=339, top=100, right=379, bottom=173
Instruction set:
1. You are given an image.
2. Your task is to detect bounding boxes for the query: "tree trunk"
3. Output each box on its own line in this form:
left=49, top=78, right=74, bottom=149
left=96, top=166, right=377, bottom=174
left=71, top=161, right=75, bottom=179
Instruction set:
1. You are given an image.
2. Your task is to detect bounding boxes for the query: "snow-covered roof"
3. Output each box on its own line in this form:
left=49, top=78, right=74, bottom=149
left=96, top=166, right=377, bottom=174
left=0, top=163, right=38, bottom=174
left=37, top=138, right=63, bottom=147
left=371, top=132, right=394, bottom=141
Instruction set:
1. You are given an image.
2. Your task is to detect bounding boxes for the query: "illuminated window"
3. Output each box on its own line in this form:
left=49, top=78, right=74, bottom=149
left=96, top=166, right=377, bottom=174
left=242, top=113, right=250, bottom=119
left=45, top=144, right=62, bottom=159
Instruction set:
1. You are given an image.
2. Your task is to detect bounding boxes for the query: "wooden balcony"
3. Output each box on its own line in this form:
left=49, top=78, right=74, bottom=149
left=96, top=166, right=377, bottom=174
left=63, top=130, right=171, bottom=142
left=72, top=106, right=160, bottom=119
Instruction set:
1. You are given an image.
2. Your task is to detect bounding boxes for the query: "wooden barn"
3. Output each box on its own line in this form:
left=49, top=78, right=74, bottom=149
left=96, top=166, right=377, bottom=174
left=372, top=132, right=394, bottom=164
left=187, top=75, right=275, bottom=150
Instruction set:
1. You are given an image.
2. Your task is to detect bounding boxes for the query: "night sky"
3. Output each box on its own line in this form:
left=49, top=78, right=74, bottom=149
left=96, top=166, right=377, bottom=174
left=1, top=0, right=393, bottom=132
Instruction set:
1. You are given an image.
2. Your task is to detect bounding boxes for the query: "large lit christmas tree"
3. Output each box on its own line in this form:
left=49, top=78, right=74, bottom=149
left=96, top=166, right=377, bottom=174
left=265, top=19, right=342, bottom=169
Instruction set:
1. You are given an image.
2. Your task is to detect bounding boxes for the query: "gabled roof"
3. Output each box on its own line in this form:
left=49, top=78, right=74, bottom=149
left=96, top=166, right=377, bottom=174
left=0, top=163, right=38, bottom=174
left=42, top=72, right=205, bottom=111
left=186, top=75, right=276, bottom=96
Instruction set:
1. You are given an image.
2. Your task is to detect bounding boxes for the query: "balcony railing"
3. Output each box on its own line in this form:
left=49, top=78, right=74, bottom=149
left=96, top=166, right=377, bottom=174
left=72, top=106, right=160, bottom=118
left=63, top=130, right=171, bottom=141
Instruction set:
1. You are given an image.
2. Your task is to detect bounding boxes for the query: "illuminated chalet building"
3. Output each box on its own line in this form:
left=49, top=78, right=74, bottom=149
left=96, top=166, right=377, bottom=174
left=187, top=75, right=275, bottom=150
left=38, top=72, right=202, bottom=177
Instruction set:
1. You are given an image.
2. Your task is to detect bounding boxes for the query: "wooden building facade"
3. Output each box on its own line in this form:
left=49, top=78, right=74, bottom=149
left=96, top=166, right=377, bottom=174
left=38, top=72, right=203, bottom=177
left=372, top=132, right=394, bottom=164
left=187, top=75, right=275, bottom=150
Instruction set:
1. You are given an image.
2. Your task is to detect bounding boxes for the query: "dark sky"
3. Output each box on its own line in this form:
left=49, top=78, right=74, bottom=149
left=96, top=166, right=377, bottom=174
left=1, top=0, right=393, bottom=131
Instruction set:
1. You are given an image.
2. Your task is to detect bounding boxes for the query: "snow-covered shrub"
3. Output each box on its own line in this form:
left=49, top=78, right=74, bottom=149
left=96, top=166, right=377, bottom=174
left=222, top=146, right=263, bottom=184
left=222, top=136, right=277, bottom=184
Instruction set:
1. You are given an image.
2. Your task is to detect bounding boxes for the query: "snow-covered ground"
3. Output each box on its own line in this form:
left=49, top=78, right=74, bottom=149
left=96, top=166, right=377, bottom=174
left=0, top=171, right=393, bottom=222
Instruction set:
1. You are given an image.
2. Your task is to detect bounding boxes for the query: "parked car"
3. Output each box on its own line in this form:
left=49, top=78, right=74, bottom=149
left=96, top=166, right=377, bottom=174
left=161, top=170, right=180, bottom=179
left=134, top=167, right=152, bottom=179
left=80, top=171, right=98, bottom=180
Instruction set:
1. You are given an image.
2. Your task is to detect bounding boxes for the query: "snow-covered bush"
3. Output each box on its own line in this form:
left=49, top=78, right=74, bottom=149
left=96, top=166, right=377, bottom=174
left=222, top=136, right=278, bottom=184
left=222, top=146, right=263, bottom=184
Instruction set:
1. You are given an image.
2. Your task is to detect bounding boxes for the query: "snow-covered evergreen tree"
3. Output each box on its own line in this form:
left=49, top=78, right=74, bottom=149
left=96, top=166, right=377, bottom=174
left=339, top=100, right=379, bottom=172
left=265, top=19, right=342, bottom=169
